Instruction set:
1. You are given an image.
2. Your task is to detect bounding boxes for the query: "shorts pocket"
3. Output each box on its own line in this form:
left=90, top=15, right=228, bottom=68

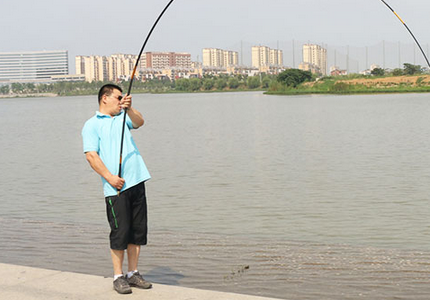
left=106, top=196, right=119, bottom=230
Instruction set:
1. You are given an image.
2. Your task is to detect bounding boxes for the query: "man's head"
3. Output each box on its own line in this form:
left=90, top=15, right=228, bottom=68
left=98, top=84, right=123, bottom=116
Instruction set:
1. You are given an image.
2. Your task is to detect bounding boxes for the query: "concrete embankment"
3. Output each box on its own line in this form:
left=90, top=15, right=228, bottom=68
left=0, top=263, right=281, bottom=300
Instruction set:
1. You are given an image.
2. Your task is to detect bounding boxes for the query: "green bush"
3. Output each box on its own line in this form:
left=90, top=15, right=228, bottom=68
left=247, top=76, right=260, bottom=89
left=329, top=82, right=351, bottom=92
left=228, top=77, right=239, bottom=89
left=277, top=69, right=312, bottom=88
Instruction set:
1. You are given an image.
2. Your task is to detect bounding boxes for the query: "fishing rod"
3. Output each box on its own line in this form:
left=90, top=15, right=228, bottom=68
left=115, top=0, right=427, bottom=193
left=380, top=0, right=430, bottom=68
left=117, top=0, right=176, bottom=194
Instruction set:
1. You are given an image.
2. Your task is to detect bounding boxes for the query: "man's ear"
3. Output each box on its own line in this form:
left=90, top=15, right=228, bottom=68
left=101, top=94, right=108, bottom=105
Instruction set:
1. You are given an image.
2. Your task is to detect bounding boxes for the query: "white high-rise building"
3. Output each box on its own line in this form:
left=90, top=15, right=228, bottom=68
left=301, top=44, right=327, bottom=75
left=251, top=46, right=283, bottom=68
left=76, top=55, right=108, bottom=82
left=76, top=52, right=192, bottom=82
left=76, top=54, right=139, bottom=82
left=202, top=48, right=238, bottom=68
left=144, top=52, right=191, bottom=69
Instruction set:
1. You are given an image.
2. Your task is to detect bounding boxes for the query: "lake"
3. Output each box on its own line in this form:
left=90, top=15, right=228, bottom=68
left=1, top=92, right=430, bottom=299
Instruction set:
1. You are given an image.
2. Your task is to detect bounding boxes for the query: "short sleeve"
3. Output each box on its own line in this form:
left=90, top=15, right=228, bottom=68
left=82, top=119, right=99, bottom=153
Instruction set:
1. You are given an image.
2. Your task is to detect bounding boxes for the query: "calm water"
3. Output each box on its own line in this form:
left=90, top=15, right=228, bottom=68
left=1, top=92, right=430, bottom=299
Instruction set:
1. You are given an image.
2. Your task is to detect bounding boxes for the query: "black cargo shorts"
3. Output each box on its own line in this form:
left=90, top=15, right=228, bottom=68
left=105, top=182, right=148, bottom=250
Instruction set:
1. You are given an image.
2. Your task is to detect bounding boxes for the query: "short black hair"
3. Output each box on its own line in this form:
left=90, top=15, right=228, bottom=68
left=98, top=84, right=123, bottom=104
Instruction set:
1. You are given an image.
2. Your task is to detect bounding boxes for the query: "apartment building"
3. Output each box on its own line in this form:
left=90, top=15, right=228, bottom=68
left=108, top=54, right=138, bottom=81
left=76, top=55, right=105, bottom=82
left=251, top=46, right=283, bottom=69
left=75, top=54, right=138, bottom=82
left=144, top=52, right=191, bottom=69
left=0, top=50, right=68, bottom=82
left=76, top=52, right=192, bottom=82
left=202, top=48, right=238, bottom=68
left=298, top=62, right=321, bottom=74
left=301, top=44, right=327, bottom=75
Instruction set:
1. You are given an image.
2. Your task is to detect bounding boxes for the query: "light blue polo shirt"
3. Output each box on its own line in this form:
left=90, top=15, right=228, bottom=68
left=82, top=111, right=151, bottom=197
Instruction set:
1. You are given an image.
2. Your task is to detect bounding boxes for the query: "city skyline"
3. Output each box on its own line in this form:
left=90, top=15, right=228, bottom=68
left=2, top=0, right=430, bottom=73
left=1, top=40, right=428, bottom=83
left=72, top=41, right=430, bottom=74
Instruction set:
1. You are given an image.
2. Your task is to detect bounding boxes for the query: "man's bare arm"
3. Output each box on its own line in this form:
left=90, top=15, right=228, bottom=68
left=120, top=95, right=144, bottom=128
left=85, top=151, right=124, bottom=190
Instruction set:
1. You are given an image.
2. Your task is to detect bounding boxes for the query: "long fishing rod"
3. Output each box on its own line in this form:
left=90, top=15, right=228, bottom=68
left=380, top=0, right=430, bottom=68
left=117, top=0, right=176, bottom=194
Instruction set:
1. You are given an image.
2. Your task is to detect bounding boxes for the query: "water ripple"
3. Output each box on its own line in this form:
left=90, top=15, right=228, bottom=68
left=1, top=218, right=430, bottom=299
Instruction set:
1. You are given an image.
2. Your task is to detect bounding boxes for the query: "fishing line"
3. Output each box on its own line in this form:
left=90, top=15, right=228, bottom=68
left=380, top=0, right=430, bottom=68
left=118, top=0, right=176, bottom=193
left=117, top=0, right=427, bottom=193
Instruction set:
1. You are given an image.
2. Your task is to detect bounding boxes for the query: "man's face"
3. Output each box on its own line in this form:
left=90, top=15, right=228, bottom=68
left=104, top=89, right=123, bottom=116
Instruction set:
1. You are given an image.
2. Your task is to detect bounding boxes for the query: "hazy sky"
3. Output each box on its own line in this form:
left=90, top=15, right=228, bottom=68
left=2, top=0, right=430, bottom=71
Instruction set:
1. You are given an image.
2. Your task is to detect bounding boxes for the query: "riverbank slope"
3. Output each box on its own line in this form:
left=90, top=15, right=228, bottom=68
left=267, top=75, right=430, bottom=95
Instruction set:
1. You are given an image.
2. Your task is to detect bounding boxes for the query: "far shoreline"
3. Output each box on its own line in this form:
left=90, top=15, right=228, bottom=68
left=3, top=74, right=430, bottom=99
left=2, top=89, right=430, bottom=99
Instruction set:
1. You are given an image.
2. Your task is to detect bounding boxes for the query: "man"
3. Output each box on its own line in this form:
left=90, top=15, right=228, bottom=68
left=82, top=84, right=152, bottom=294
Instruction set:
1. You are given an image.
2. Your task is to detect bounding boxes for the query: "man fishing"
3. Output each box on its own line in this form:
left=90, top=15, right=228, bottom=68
left=82, top=84, right=152, bottom=294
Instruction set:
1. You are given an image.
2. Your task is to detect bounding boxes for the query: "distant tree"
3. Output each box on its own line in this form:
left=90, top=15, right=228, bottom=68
left=175, top=78, right=190, bottom=91
left=261, top=76, right=272, bottom=88
left=25, top=83, right=36, bottom=93
left=228, top=77, right=239, bottom=89
left=37, top=84, right=47, bottom=93
left=189, top=78, right=202, bottom=91
left=215, top=78, right=227, bottom=90
left=391, top=68, right=404, bottom=76
left=403, top=63, right=423, bottom=75
left=371, top=68, right=385, bottom=76
left=11, top=83, right=25, bottom=94
left=277, top=69, right=312, bottom=87
left=203, top=78, right=214, bottom=90
left=268, top=80, right=283, bottom=92
left=247, top=76, right=260, bottom=89
left=0, top=85, right=10, bottom=94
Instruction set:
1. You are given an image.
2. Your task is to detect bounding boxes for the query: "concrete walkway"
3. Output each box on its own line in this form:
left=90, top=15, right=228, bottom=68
left=0, top=263, right=280, bottom=300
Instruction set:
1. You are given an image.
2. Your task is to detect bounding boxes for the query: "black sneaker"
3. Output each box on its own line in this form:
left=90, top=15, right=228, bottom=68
left=113, top=275, right=132, bottom=294
left=127, top=272, right=152, bottom=289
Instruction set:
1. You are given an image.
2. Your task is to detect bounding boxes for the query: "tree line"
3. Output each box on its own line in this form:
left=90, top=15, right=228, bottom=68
left=0, top=74, right=277, bottom=96
left=370, top=63, right=425, bottom=77
left=0, top=81, right=107, bottom=96
left=268, top=63, right=430, bottom=94
left=1, top=63, right=426, bottom=96
left=270, top=63, right=428, bottom=92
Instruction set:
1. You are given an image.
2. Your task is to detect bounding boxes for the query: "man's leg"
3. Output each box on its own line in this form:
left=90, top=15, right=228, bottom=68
left=111, top=249, right=132, bottom=294
left=127, top=244, right=141, bottom=272
left=110, top=249, right=125, bottom=276
left=125, top=183, right=152, bottom=289
left=126, top=243, right=152, bottom=289
left=106, top=194, right=129, bottom=277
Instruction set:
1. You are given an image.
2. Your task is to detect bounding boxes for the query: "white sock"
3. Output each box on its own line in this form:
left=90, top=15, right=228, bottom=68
left=127, top=270, right=138, bottom=278
left=114, top=274, right=123, bottom=280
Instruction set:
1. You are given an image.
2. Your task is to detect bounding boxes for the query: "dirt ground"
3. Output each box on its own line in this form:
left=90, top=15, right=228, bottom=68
left=341, top=75, right=430, bottom=87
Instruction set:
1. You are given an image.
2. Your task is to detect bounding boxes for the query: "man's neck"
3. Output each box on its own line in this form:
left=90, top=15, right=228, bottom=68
left=99, top=107, right=114, bottom=117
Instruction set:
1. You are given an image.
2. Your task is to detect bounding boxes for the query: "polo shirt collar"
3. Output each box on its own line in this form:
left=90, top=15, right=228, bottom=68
left=96, top=111, right=124, bottom=119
